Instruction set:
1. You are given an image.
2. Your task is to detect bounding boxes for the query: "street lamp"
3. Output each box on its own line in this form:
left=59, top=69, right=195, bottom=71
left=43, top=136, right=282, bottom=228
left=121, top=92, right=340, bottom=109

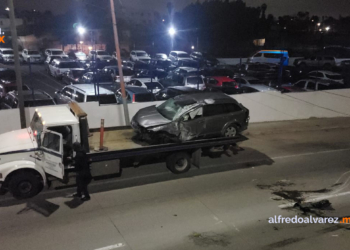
left=77, top=26, right=86, bottom=35
left=168, top=27, right=176, bottom=37
left=191, top=46, right=195, bottom=50
left=325, top=26, right=330, bottom=31
left=5, top=7, right=10, bottom=11
left=317, top=23, right=321, bottom=27
left=80, top=41, right=84, bottom=44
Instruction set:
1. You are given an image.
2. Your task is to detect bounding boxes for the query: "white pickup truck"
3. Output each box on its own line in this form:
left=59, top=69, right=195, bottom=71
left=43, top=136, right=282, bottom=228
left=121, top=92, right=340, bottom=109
left=0, top=103, right=246, bottom=199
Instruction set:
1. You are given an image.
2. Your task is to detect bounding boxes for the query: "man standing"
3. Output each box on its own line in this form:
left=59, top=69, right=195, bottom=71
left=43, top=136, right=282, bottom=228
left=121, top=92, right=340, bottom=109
left=72, top=142, right=92, bottom=201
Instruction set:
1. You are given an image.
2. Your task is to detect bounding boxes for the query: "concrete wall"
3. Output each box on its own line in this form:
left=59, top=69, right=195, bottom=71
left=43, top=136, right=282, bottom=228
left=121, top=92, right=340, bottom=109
left=0, top=90, right=349, bottom=134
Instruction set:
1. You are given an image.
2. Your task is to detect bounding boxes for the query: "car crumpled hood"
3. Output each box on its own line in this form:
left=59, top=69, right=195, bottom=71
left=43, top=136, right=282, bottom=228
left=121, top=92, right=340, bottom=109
left=0, top=128, right=37, bottom=154
left=133, top=106, right=171, bottom=128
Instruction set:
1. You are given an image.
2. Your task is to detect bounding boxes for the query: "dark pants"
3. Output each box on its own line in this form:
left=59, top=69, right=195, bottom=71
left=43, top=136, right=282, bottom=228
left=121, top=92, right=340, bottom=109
left=76, top=173, right=92, bottom=198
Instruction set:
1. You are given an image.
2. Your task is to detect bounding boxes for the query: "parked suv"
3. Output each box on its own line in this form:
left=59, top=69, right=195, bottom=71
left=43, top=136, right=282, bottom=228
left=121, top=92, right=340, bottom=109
left=294, top=56, right=336, bottom=70
left=169, top=51, right=191, bottom=65
left=88, top=50, right=113, bottom=61
left=48, top=59, right=84, bottom=79
left=0, top=48, right=15, bottom=63
left=44, top=48, right=65, bottom=57
left=54, top=84, right=117, bottom=104
left=0, top=90, right=55, bottom=109
left=21, top=49, right=43, bottom=63
left=131, top=92, right=249, bottom=142
left=130, top=50, right=151, bottom=63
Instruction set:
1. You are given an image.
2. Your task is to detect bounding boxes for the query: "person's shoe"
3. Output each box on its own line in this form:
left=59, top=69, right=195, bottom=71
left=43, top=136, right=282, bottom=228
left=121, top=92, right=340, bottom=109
left=67, top=193, right=81, bottom=198
left=81, top=196, right=91, bottom=201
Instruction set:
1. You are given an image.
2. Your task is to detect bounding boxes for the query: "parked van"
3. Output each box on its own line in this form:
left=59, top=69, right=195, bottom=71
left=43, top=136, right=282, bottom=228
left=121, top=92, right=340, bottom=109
left=248, top=50, right=289, bottom=66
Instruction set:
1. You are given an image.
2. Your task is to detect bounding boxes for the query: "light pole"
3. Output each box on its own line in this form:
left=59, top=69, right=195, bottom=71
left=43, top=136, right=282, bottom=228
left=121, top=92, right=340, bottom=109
left=7, top=0, right=26, bottom=128
left=109, top=0, right=130, bottom=125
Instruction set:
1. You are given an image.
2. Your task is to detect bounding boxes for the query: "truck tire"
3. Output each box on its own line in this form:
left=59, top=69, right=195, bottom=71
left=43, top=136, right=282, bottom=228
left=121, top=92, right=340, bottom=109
left=166, top=152, right=191, bottom=174
left=9, top=172, right=42, bottom=199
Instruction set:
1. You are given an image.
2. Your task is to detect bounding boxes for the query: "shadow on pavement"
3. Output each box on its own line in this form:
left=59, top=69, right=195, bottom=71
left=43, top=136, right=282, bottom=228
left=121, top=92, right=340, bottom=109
left=16, top=200, right=60, bottom=217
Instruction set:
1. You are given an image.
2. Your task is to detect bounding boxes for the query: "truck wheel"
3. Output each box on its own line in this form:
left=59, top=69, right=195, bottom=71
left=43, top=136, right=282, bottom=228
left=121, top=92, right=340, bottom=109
left=166, top=152, right=191, bottom=174
left=9, top=172, right=42, bottom=199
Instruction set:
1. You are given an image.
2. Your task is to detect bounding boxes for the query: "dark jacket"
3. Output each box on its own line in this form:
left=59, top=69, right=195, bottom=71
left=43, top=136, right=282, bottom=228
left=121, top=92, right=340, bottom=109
left=74, top=150, right=91, bottom=178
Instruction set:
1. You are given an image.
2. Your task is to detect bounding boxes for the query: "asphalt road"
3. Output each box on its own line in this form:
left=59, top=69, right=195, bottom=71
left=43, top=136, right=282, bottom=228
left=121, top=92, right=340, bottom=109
left=0, top=117, right=350, bottom=250
left=0, top=62, right=65, bottom=97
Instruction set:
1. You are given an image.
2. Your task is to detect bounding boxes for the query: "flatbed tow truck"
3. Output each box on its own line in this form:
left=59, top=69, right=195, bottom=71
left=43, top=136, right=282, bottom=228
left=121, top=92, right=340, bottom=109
left=0, top=102, right=247, bottom=199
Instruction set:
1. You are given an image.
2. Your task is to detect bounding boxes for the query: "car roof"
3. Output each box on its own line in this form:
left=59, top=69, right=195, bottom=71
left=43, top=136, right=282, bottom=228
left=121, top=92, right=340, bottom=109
left=174, top=92, right=235, bottom=104
left=178, top=67, right=198, bottom=72
left=36, top=106, right=79, bottom=126
left=309, top=70, right=340, bottom=75
left=132, top=50, right=147, bottom=53
left=47, top=48, right=63, bottom=51
left=67, top=84, right=114, bottom=95
left=125, top=86, right=151, bottom=93
left=132, top=78, right=158, bottom=83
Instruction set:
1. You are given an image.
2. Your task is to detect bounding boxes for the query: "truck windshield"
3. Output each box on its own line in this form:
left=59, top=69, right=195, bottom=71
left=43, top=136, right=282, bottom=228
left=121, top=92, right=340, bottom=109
left=30, top=112, right=43, bottom=134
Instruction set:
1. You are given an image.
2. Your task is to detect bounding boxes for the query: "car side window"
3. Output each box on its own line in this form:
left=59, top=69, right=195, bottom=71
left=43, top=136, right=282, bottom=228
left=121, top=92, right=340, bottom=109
left=225, top=103, right=242, bottom=113
left=134, top=81, right=142, bottom=87
left=75, top=91, right=85, bottom=102
left=254, top=53, right=262, bottom=57
left=306, top=82, right=316, bottom=90
left=203, top=104, right=226, bottom=117
left=295, top=81, right=306, bottom=88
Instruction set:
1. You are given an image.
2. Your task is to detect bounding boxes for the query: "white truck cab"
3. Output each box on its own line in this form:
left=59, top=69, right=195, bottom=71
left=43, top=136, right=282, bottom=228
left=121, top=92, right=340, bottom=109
left=0, top=105, right=81, bottom=199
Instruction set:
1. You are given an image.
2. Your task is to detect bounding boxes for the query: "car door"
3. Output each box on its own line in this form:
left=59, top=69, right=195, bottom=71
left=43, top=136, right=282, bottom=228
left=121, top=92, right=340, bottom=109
left=38, top=130, right=64, bottom=179
left=179, top=107, right=206, bottom=139
left=202, top=104, right=228, bottom=136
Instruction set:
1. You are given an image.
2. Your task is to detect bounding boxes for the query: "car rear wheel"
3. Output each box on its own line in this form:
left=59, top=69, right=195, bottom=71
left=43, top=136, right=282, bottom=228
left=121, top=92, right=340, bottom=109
left=166, top=152, right=191, bottom=174
left=224, top=125, right=238, bottom=138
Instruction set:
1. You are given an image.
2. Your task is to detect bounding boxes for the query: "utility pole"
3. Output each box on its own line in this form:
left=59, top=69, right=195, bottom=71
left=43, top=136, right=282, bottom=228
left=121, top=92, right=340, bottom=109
left=109, top=0, right=130, bottom=125
left=8, top=0, right=26, bottom=128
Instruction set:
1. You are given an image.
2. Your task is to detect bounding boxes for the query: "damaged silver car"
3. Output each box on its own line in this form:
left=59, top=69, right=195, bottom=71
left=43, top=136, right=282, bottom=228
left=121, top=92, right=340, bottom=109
left=131, top=92, right=249, bottom=143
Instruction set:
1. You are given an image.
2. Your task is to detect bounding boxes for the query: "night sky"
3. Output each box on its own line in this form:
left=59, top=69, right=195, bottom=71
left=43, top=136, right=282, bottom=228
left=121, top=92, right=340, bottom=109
left=1, top=0, right=350, bottom=17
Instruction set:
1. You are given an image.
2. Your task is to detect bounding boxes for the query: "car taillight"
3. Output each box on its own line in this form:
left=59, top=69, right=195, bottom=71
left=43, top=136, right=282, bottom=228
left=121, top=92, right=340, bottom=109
left=132, top=94, right=135, bottom=103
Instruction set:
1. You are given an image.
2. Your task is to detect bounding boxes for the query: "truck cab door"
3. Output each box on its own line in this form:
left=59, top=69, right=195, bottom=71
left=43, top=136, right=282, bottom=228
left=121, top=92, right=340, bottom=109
left=39, top=130, right=64, bottom=179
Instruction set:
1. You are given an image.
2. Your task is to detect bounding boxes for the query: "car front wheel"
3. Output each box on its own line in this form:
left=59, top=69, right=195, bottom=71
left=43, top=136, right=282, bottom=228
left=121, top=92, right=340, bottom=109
left=9, top=172, right=43, bottom=199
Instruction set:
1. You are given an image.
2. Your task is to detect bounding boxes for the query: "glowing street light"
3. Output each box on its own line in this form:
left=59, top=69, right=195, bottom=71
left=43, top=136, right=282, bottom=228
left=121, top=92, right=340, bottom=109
left=168, top=27, right=176, bottom=37
left=5, top=7, right=10, bottom=11
left=317, top=23, right=321, bottom=27
left=191, top=46, right=195, bottom=50
left=325, top=26, right=330, bottom=31
left=77, top=26, right=86, bottom=35
left=88, top=46, right=93, bottom=50
left=80, top=41, right=84, bottom=44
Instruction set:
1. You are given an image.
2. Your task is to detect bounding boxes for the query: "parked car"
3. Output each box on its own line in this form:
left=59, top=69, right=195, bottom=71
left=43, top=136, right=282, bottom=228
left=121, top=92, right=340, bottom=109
left=131, top=92, right=249, bottom=142
left=0, top=48, right=15, bottom=63
left=102, top=66, right=134, bottom=83
left=190, top=51, right=219, bottom=67
left=183, top=75, right=205, bottom=90
left=169, top=51, right=191, bottom=65
left=234, top=63, right=278, bottom=80
left=203, top=67, right=237, bottom=79
left=112, top=49, right=130, bottom=60
left=155, top=86, right=201, bottom=101
left=83, top=59, right=118, bottom=71
left=153, top=53, right=168, bottom=60
left=44, top=48, right=65, bottom=57
left=130, top=50, right=151, bottom=63
left=177, top=58, right=200, bottom=68
left=293, top=79, right=344, bottom=91
left=54, top=84, right=117, bottom=105
left=0, top=90, right=55, bottom=109
left=166, top=67, right=199, bottom=84
left=79, top=72, right=114, bottom=85
left=21, top=49, right=43, bottom=63
left=206, top=76, right=237, bottom=88
left=294, top=56, right=336, bottom=70
left=127, top=78, right=164, bottom=93
left=0, top=68, right=16, bottom=84
left=151, top=59, right=174, bottom=72
left=44, top=55, right=69, bottom=72
left=88, top=50, right=113, bottom=61
left=116, top=86, right=156, bottom=104
left=0, top=83, right=30, bottom=100
left=67, top=50, right=87, bottom=61
left=308, top=71, right=344, bottom=84
left=233, top=76, right=267, bottom=86
left=248, top=50, right=289, bottom=66
left=61, top=69, right=87, bottom=85
left=48, top=59, right=84, bottom=79
left=133, top=69, right=168, bottom=79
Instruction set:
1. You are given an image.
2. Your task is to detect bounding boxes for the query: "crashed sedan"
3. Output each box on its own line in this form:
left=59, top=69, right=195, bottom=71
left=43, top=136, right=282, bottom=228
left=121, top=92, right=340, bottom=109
left=131, top=92, right=249, bottom=143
